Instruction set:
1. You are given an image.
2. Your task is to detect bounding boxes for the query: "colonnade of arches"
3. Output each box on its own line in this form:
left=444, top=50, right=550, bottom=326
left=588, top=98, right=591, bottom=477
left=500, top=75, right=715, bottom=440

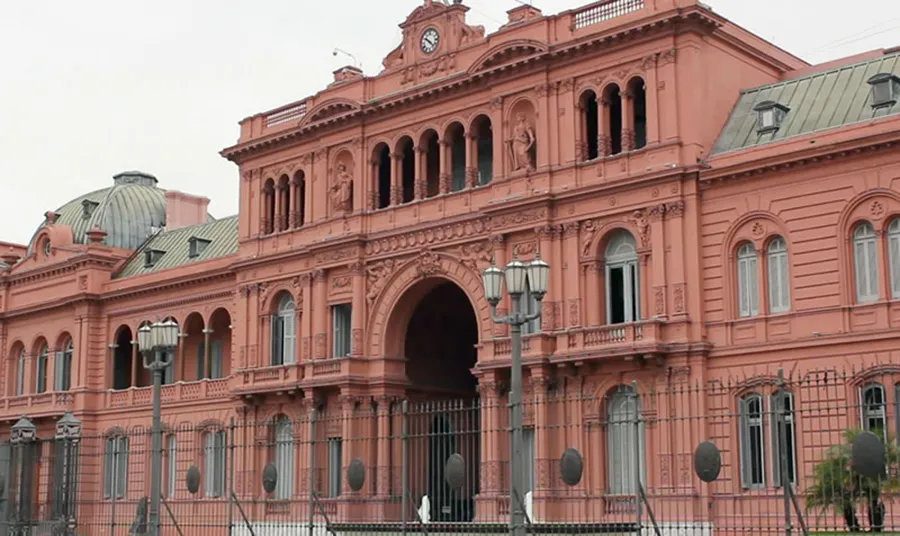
left=262, top=172, right=306, bottom=235
left=7, top=333, right=74, bottom=397
left=371, top=115, right=494, bottom=210
left=110, top=308, right=232, bottom=390
left=577, top=77, right=647, bottom=161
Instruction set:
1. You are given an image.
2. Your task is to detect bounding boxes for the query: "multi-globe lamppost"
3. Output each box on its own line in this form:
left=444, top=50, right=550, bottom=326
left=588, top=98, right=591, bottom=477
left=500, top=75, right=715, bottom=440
left=481, top=253, right=549, bottom=536
left=137, top=318, right=179, bottom=536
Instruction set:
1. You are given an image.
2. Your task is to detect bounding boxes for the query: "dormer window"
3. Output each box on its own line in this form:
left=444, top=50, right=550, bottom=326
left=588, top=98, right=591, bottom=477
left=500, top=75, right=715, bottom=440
left=753, top=100, right=789, bottom=134
left=144, top=249, right=165, bottom=268
left=867, top=73, right=900, bottom=109
left=82, top=200, right=99, bottom=219
left=188, top=237, right=211, bottom=258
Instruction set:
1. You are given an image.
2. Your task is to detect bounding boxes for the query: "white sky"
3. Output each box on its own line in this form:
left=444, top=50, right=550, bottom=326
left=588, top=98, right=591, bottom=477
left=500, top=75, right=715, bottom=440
left=0, top=0, right=896, bottom=245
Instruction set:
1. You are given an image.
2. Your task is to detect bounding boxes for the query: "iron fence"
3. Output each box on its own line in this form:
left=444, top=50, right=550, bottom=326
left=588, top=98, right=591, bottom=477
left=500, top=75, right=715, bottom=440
left=3, top=365, right=900, bottom=534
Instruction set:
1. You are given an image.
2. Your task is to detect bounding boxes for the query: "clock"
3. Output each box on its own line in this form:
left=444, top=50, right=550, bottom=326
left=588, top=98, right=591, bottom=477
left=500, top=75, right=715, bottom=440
left=420, top=28, right=440, bottom=54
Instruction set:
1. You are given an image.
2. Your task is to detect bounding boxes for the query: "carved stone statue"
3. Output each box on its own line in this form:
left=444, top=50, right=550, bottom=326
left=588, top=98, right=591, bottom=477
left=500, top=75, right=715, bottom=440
left=508, top=113, right=536, bottom=171
left=330, top=162, right=354, bottom=215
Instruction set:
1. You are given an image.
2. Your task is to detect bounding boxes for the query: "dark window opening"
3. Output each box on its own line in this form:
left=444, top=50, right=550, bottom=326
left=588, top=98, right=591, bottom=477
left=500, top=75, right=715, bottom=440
left=377, top=146, right=391, bottom=209
left=473, top=117, right=493, bottom=185
left=425, top=132, right=441, bottom=197
left=112, top=328, right=133, bottom=390
left=583, top=91, right=599, bottom=160
left=448, top=124, right=466, bottom=192
left=294, top=171, right=306, bottom=227
left=188, top=237, right=211, bottom=258
left=400, top=139, right=415, bottom=203
left=630, top=79, right=647, bottom=150
left=263, top=179, right=275, bottom=234
left=607, top=86, right=623, bottom=155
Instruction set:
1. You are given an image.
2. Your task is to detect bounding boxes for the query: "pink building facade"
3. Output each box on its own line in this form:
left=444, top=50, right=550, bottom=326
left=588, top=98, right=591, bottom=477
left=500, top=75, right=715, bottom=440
left=2, top=0, right=900, bottom=533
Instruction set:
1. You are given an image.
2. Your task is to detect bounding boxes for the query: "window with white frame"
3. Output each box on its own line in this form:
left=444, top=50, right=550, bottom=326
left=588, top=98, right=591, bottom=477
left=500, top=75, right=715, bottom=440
left=210, top=339, right=224, bottom=379
left=772, top=391, right=796, bottom=487
left=737, top=243, right=759, bottom=318
left=271, top=294, right=296, bottom=365
left=605, top=231, right=640, bottom=324
left=166, top=435, right=177, bottom=498
left=607, top=385, right=644, bottom=494
left=854, top=222, right=880, bottom=303
left=739, top=393, right=765, bottom=488
left=104, top=435, right=129, bottom=499
left=522, top=277, right=541, bottom=335
left=204, top=430, right=226, bottom=497
left=332, top=304, right=352, bottom=358
left=328, top=437, right=343, bottom=497
left=767, top=237, right=790, bottom=314
left=888, top=219, right=900, bottom=299
left=36, top=344, right=49, bottom=394
left=274, top=416, right=294, bottom=499
left=522, top=426, right=536, bottom=494
left=54, top=339, right=73, bottom=391
left=16, top=349, right=26, bottom=396
left=862, top=384, right=887, bottom=438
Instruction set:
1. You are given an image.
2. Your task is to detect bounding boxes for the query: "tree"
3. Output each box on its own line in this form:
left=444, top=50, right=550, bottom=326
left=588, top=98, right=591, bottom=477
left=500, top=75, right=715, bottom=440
left=805, top=429, right=900, bottom=532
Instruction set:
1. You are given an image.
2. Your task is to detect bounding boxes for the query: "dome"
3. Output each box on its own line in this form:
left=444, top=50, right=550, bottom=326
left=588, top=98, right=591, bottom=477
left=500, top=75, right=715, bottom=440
left=28, top=171, right=214, bottom=252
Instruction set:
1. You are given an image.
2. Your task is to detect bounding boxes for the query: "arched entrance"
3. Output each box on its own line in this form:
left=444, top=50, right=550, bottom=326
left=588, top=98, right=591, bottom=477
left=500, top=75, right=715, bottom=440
left=390, top=278, right=480, bottom=522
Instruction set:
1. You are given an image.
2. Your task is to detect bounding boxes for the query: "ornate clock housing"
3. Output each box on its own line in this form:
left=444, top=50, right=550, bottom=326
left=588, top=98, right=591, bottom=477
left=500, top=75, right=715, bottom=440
left=420, top=28, right=440, bottom=54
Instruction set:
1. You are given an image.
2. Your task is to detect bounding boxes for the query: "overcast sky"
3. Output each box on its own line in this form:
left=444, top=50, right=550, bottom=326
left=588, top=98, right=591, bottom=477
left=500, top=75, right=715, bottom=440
left=0, top=0, right=896, bottom=245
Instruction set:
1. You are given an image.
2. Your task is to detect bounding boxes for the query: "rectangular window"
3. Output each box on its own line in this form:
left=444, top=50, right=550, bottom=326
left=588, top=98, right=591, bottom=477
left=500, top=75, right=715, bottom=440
left=274, top=422, right=294, bottom=500
left=16, top=356, right=25, bottom=396
left=767, top=250, right=790, bottom=313
left=104, top=437, right=128, bottom=499
left=328, top=437, right=343, bottom=498
left=166, top=435, right=177, bottom=498
left=522, top=427, right=536, bottom=494
left=210, top=339, right=223, bottom=379
left=271, top=314, right=284, bottom=365
left=772, top=393, right=796, bottom=487
left=855, top=236, right=879, bottom=302
left=332, top=305, right=352, bottom=358
left=739, top=396, right=765, bottom=488
left=607, top=261, right=639, bottom=324
left=204, top=431, right=226, bottom=498
left=36, top=354, right=47, bottom=393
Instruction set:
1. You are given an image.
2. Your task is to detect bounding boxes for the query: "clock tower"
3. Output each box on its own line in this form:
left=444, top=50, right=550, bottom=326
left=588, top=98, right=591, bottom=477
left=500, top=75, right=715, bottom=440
left=381, top=0, right=485, bottom=72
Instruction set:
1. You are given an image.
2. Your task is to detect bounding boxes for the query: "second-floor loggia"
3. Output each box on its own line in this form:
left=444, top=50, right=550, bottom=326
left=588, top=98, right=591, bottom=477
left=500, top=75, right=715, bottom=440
left=107, top=308, right=232, bottom=407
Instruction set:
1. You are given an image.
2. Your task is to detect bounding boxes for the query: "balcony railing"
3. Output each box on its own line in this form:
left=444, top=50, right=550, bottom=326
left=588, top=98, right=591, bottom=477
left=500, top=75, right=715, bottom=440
left=1, top=391, right=74, bottom=412
left=104, top=378, right=230, bottom=409
left=571, top=0, right=645, bottom=30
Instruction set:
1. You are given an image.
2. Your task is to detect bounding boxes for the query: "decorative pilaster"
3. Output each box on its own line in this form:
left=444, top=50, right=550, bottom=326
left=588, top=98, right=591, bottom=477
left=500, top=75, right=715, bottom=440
left=313, top=269, right=328, bottom=359
left=439, top=140, right=451, bottom=194
left=390, top=153, right=402, bottom=206
left=348, top=261, right=365, bottom=356
left=414, top=146, right=427, bottom=200
left=490, top=234, right=508, bottom=337
left=535, top=225, right=559, bottom=331
left=561, top=222, right=581, bottom=328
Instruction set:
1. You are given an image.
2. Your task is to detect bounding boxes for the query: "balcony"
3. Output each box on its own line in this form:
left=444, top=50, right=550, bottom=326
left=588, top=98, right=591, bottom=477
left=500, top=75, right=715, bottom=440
left=233, top=364, right=304, bottom=396
left=1, top=391, right=75, bottom=417
left=103, top=378, right=230, bottom=409
left=556, top=320, right=666, bottom=361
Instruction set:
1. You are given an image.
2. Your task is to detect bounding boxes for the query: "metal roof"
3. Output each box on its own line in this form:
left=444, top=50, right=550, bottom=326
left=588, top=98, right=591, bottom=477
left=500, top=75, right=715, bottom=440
left=711, top=52, right=900, bottom=156
left=115, top=215, right=238, bottom=279
left=28, top=171, right=214, bottom=252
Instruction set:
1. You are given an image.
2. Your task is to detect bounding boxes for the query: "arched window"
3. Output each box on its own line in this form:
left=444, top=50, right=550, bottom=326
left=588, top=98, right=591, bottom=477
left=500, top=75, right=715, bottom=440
left=739, top=393, right=765, bottom=488
left=737, top=242, right=759, bottom=318
left=273, top=416, right=294, bottom=500
left=36, top=344, right=49, bottom=394
left=607, top=385, right=643, bottom=494
left=604, top=84, right=623, bottom=156
left=15, top=349, right=26, bottom=396
left=772, top=390, right=796, bottom=486
left=271, top=294, right=296, bottom=365
left=627, top=78, right=647, bottom=150
left=55, top=339, right=73, bottom=392
left=888, top=219, right=900, bottom=299
left=861, top=383, right=886, bottom=438
left=605, top=231, right=639, bottom=324
left=579, top=90, right=600, bottom=161
left=262, top=179, right=276, bottom=235
left=767, top=237, right=790, bottom=314
left=292, top=171, right=306, bottom=228
left=853, top=222, right=879, bottom=303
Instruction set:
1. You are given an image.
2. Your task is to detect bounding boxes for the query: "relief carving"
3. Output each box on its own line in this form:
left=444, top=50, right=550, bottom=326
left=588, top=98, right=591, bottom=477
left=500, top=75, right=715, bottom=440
left=871, top=200, right=887, bottom=220
left=332, top=276, right=352, bottom=291
left=507, top=113, right=536, bottom=172
left=330, top=162, right=354, bottom=215
left=366, top=260, right=396, bottom=305
left=666, top=200, right=684, bottom=217
left=512, top=241, right=537, bottom=257
left=673, top=283, right=685, bottom=313
left=580, top=219, right=598, bottom=258
left=653, top=286, right=666, bottom=316
left=568, top=299, right=580, bottom=327
left=366, top=219, right=489, bottom=255
left=489, top=209, right=547, bottom=231
left=455, top=241, right=493, bottom=271
left=415, top=250, right=443, bottom=278
left=630, top=209, right=651, bottom=248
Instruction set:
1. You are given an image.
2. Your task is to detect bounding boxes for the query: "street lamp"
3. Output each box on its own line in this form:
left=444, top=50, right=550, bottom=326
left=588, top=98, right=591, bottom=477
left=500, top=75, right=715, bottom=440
left=137, top=318, right=178, bottom=536
left=482, top=252, right=549, bottom=536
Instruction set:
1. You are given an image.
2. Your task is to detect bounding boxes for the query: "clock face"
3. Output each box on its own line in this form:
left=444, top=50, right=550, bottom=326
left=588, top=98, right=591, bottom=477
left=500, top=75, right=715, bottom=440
left=420, top=28, right=440, bottom=54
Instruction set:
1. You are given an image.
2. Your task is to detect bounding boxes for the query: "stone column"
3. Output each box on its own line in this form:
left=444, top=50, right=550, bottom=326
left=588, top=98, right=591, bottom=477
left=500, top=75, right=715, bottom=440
left=475, top=375, right=503, bottom=522
left=313, top=269, right=328, bottom=359
left=349, top=261, right=364, bottom=357
left=275, top=183, right=285, bottom=232
left=642, top=53, right=660, bottom=145
left=414, top=146, right=426, bottom=200
left=290, top=175, right=301, bottom=227
left=202, top=328, right=213, bottom=378
left=465, top=133, right=477, bottom=188
left=598, top=97, right=611, bottom=157
left=439, top=140, right=451, bottom=194
left=390, top=152, right=402, bottom=206
left=369, top=158, right=380, bottom=210
left=178, top=332, right=187, bottom=381
left=375, top=396, right=392, bottom=497
left=130, top=339, right=138, bottom=387
left=622, top=89, right=635, bottom=152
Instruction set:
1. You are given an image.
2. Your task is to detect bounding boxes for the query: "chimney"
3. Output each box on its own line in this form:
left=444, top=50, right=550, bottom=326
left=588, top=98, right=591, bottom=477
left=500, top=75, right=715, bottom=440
left=165, top=190, right=210, bottom=231
left=507, top=4, right=542, bottom=25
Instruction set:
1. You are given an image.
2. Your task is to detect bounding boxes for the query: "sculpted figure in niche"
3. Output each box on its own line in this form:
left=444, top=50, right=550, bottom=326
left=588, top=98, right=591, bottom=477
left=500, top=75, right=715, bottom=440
left=508, top=113, right=536, bottom=172
left=331, top=162, right=354, bottom=215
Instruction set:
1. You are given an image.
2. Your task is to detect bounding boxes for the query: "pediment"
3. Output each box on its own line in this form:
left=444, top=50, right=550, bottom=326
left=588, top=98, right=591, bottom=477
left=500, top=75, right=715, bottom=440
left=299, top=98, right=362, bottom=127
left=468, top=40, right=549, bottom=75
left=401, top=0, right=451, bottom=28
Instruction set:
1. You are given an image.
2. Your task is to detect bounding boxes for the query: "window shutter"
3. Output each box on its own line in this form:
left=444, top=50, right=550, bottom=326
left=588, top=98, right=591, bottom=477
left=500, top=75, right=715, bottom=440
left=739, top=398, right=750, bottom=488
left=54, top=351, right=64, bottom=391
left=867, top=239, right=878, bottom=299
left=748, top=256, right=759, bottom=316
left=891, top=232, right=900, bottom=298
left=283, top=312, right=296, bottom=365
left=197, top=341, right=206, bottom=379
left=118, top=438, right=128, bottom=498
left=779, top=253, right=790, bottom=310
left=771, top=394, right=782, bottom=487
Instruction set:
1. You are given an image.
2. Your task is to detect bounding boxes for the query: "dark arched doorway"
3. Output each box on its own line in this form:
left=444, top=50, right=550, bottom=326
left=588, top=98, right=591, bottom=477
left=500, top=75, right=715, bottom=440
left=400, top=280, right=479, bottom=522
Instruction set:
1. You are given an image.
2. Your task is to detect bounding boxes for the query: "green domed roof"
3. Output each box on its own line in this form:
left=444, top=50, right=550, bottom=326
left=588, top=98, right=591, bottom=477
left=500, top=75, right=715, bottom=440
left=30, top=171, right=214, bottom=251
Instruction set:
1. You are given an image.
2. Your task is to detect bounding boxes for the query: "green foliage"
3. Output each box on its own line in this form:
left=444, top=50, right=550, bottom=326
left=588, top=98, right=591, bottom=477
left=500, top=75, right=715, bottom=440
left=805, top=429, right=900, bottom=532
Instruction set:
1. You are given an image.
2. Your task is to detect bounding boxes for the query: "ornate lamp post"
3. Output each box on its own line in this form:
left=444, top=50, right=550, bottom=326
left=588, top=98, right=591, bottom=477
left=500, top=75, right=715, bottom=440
left=481, top=253, right=549, bottom=536
left=137, top=319, right=178, bottom=536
